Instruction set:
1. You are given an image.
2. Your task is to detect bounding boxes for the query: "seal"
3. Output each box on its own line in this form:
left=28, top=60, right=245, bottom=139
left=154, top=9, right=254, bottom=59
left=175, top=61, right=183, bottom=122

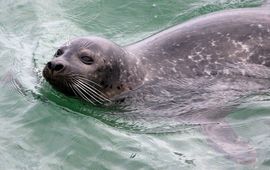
left=43, top=8, right=270, bottom=104
left=43, top=1, right=270, bottom=164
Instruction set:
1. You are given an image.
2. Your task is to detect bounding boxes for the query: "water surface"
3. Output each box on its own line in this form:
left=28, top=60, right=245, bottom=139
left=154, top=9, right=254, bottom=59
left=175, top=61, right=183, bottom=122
left=0, top=0, right=270, bottom=169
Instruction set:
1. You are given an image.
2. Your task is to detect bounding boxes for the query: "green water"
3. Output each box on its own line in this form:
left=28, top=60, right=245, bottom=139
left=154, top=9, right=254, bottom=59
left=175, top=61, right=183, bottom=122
left=1, top=0, right=270, bottom=169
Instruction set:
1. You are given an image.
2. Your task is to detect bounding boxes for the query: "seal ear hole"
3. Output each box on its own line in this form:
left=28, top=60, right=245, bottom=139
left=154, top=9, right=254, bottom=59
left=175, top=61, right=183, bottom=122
left=55, top=49, right=63, bottom=57
left=80, top=55, right=94, bottom=65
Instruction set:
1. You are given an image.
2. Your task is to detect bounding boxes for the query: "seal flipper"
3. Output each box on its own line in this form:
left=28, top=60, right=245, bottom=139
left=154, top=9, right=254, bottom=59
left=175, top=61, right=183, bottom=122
left=201, top=120, right=256, bottom=164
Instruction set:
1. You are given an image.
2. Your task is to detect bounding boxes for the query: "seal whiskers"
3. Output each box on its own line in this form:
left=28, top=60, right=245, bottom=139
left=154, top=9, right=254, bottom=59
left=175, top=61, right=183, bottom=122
left=66, top=81, right=79, bottom=99
left=72, top=83, right=95, bottom=105
left=74, top=81, right=103, bottom=104
left=74, top=78, right=111, bottom=102
left=63, top=77, right=96, bottom=104
left=72, top=79, right=107, bottom=104
left=73, top=75, right=102, bottom=88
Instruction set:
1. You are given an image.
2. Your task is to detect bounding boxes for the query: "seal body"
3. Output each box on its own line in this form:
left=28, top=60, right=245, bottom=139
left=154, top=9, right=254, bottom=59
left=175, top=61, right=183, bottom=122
left=127, top=8, right=270, bottom=81
left=43, top=8, right=270, bottom=102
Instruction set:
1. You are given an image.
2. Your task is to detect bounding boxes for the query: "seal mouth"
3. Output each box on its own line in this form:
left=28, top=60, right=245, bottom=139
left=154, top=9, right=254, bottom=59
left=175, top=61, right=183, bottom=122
left=43, top=67, right=76, bottom=96
left=43, top=67, right=111, bottom=104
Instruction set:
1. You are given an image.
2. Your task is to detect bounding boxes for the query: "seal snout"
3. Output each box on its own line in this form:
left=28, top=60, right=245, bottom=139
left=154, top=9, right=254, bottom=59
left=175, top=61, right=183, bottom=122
left=46, top=61, right=65, bottom=73
left=43, top=59, right=68, bottom=82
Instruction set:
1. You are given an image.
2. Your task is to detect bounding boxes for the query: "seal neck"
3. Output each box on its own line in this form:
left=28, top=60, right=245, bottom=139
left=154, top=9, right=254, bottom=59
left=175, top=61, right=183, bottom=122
left=103, top=46, right=146, bottom=98
left=121, top=49, right=146, bottom=86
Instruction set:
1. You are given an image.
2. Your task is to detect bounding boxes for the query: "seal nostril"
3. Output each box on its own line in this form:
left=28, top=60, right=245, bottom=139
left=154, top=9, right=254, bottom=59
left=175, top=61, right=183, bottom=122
left=47, top=62, right=52, bottom=70
left=46, top=61, right=64, bottom=72
left=54, top=63, right=64, bottom=72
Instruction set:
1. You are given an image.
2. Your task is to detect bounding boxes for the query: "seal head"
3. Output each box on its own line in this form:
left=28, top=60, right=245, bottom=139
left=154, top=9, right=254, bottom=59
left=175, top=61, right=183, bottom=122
left=43, top=37, right=145, bottom=104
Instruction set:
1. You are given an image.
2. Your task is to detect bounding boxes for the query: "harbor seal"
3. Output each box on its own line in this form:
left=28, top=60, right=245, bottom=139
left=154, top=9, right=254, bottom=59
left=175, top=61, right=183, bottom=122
left=43, top=1, right=270, bottom=164
left=43, top=8, right=270, bottom=103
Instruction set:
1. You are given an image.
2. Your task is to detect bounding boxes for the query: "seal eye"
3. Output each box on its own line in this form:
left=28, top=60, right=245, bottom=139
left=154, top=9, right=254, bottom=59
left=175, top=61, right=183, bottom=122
left=55, top=49, right=63, bottom=57
left=80, top=55, right=94, bottom=65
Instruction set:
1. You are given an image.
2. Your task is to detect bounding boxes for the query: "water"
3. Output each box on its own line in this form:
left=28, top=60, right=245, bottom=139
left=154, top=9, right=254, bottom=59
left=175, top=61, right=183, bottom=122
left=0, top=0, right=270, bottom=169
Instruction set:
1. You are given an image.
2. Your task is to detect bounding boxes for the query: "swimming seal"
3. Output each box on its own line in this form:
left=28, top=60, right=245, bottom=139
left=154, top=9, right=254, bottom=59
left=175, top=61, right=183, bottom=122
left=43, top=8, right=270, bottom=103
left=43, top=1, right=270, bottom=164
